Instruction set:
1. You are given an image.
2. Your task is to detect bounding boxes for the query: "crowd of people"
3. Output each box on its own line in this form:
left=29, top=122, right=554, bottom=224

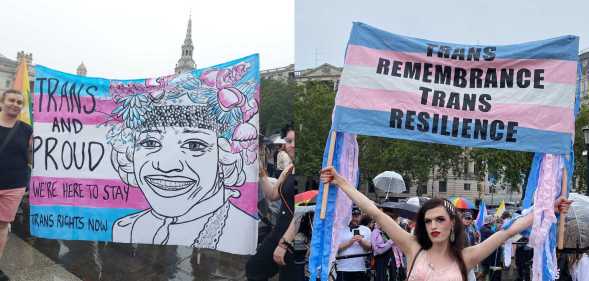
left=1, top=88, right=587, bottom=281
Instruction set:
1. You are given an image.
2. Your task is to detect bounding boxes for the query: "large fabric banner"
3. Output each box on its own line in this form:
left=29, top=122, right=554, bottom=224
left=30, top=55, right=260, bottom=255
left=333, top=22, right=579, bottom=154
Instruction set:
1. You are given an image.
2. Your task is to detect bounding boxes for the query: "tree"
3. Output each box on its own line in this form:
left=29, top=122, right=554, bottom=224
left=573, top=105, right=589, bottom=194
left=294, top=81, right=465, bottom=192
left=468, top=148, right=532, bottom=200
left=259, top=79, right=297, bottom=136
left=357, top=137, right=464, bottom=195
left=293, top=81, right=336, bottom=178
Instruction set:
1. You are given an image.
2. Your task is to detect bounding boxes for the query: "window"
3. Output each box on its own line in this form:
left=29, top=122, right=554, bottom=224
left=438, top=180, right=447, bottom=192
left=464, top=183, right=471, bottom=191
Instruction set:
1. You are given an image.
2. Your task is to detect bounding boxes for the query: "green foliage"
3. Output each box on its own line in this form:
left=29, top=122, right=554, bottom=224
left=292, top=82, right=589, bottom=198
left=259, top=79, right=297, bottom=136
left=574, top=105, right=589, bottom=194
left=294, top=82, right=336, bottom=177
left=358, top=137, right=463, bottom=195
left=468, top=148, right=532, bottom=196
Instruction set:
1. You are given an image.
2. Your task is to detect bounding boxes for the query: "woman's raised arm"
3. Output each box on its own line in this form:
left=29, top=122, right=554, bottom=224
left=320, top=166, right=420, bottom=257
left=462, top=197, right=572, bottom=269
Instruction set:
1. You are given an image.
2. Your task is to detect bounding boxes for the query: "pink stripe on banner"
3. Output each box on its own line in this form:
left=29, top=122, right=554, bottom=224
left=33, top=95, right=117, bottom=124
left=345, top=45, right=577, bottom=85
left=228, top=182, right=258, bottom=217
left=29, top=176, right=149, bottom=209
left=30, top=176, right=258, bottom=217
left=336, top=86, right=574, bottom=134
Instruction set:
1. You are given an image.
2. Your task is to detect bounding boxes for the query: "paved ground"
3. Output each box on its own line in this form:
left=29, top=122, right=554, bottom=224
left=0, top=233, right=81, bottom=281
left=2, top=203, right=252, bottom=281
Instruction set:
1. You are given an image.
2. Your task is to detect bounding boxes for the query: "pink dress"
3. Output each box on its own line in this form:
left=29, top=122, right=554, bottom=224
left=407, top=250, right=463, bottom=281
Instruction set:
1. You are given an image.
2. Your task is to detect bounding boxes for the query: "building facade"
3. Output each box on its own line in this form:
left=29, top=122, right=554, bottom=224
left=174, top=16, right=196, bottom=74
left=580, top=49, right=589, bottom=105
left=0, top=51, right=33, bottom=94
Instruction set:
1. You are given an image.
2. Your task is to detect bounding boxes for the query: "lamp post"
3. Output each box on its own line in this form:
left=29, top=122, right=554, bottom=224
left=583, top=126, right=589, bottom=196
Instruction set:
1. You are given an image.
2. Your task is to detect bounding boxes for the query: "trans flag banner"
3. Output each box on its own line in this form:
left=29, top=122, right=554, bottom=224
left=333, top=22, right=579, bottom=154
left=30, top=54, right=260, bottom=255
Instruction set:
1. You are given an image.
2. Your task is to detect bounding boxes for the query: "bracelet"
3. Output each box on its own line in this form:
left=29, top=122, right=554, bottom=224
left=279, top=238, right=293, bottom=249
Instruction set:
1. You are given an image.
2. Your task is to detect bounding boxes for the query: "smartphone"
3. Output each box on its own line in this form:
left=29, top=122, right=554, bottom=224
left=353, top=229, right=360, bottom=236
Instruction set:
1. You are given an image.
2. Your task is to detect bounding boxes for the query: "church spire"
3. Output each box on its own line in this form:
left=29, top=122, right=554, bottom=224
left=175, top=14, right=196, bottom=74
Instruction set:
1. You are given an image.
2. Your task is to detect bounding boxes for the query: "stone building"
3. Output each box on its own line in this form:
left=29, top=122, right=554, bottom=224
left=174, top=16, right=196, bottom=74
left=76, top=62, right=87, bottom=76
left=0, top=51, right=33, bottom=94
left=580, top=49, right=589, bottom=105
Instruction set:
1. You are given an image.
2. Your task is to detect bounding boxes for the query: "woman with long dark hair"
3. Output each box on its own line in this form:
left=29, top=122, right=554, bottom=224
left=320, top=166, right=571, bottom=281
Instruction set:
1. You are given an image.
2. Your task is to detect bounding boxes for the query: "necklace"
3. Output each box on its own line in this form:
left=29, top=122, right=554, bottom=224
left=192, top=202, right=231, bottom=249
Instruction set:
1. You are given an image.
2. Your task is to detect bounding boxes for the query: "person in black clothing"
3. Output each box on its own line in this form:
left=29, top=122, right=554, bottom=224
left=0, top=89, right=33, bottom=281
left=246, top=129, right=298, bottom=281
left=514, top=237, right=533, bottom=281
left=480, top=216, right=503, bottom=281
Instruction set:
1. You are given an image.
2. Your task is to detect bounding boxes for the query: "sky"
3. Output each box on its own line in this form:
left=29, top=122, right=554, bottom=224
left=295, top=0, right=589, bottom=70
left=1, top=0, right=293, bottom=79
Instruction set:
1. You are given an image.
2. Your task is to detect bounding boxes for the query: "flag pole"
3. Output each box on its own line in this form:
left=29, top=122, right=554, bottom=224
left=557, top=167, right=567, bottom=250
left=320, top=131, right=337, bottom=219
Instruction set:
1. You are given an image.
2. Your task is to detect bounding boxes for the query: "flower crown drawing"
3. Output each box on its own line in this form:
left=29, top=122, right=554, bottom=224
left=104, top=61, right=259, bottom=165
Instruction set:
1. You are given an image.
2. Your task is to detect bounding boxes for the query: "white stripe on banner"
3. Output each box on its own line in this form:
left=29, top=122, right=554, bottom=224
left=339, top=65, right=575, bottom=108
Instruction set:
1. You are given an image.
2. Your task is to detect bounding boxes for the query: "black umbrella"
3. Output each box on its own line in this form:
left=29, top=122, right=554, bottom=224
left=379, top=202, right=419, bottom=219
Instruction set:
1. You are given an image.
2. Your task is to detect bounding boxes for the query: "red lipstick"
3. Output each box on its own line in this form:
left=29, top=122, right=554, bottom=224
left=431, top=231, right=440, bottom=237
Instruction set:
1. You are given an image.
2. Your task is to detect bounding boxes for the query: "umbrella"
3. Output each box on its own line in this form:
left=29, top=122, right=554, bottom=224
left=406, top=196, right=430, bottom=207
left=295, top=190, right=319, bottom=206
left=373, top=171, right=406, bottom=200
left=294, top=204, right=316, bottom=216
left=564, top=193, right=589, bottom=250
left=380, top=201, right=419, bottom=219
left=449, top=197, right=476, bottom=209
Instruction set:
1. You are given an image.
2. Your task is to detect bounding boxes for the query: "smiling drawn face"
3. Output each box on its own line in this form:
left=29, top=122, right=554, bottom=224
left=133, top=125, right=220, bottom=217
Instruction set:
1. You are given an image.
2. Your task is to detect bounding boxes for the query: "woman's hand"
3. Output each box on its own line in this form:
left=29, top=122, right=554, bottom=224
left=278, top=164, right=294, bottom=180
left=320, top=166, right=344, bottom=186
left=554, top=197, right=572, bottom=215
left=273, top=245, right=288, bottom=266
left=259, top=160, right=268, bottom=177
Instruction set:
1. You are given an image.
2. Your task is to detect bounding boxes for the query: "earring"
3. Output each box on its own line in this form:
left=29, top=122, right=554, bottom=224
left=450, top=228, right=455, bottom=243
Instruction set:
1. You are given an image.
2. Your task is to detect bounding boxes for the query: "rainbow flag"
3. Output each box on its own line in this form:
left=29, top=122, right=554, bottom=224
left=12, top=58, right=32, bottom=124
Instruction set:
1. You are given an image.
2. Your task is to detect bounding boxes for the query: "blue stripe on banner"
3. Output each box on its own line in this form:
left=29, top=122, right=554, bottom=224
left=332, top=106, right=571, bottom=154
left=30, top=205, right=141, bottom=241
left=348, top=22, right=579, bottom=61
left=522, top=154, right=544, bottom=209
left=309, top=131, right=344, bottom=281
left=34, top=65, right=111, bottom=98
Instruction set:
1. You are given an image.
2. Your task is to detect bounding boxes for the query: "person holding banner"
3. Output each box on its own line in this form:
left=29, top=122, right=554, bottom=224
left=246, top=129, right=300, bottom=281
left=320, top=166, right=571, bottom=281
left=0, top=89, right=33, bottom=280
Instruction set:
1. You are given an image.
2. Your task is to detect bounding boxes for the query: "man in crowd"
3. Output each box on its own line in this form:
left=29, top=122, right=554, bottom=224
left=335, top=208, right=372, bottom=281
left=480, top=216, right=503, bottom=281
left=0, top=89, right=33, bottom=281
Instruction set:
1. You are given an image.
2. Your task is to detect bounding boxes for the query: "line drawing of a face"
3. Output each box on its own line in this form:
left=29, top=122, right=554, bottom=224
left=133, top=126, right=220, bottom=218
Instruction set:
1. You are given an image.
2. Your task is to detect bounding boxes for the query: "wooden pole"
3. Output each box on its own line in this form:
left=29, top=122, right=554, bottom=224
left=557, top=167, right=568, bottom=250
left=320, top=131, right=337, bottom=219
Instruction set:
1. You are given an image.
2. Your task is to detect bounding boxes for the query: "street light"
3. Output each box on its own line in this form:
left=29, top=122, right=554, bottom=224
left=583, top=126, right=589, bottom=195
